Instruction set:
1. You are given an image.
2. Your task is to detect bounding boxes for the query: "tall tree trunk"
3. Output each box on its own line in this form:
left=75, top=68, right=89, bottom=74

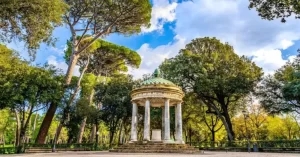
left=109, top=130, right=115, bottom=148
left=185, top=128, right=188, bottom=142
left=218, top=97, right=235, bottom=141
left=35, top=102, right=57, bottom=144
left=222, top=107, right=235, bottom=141
left=77, top=117, right=87, bottom=143
left=202, top=98, right=234, bottom=142
left=2, top=133, right=5, bottom=147
left=188, top=127, right=192, bottom=146
left=211, top=130, right=215, bottom=142
left=36, top=46, right=81, bottom=144
left=118, top=122, right=123, bottom=145
left=90, top=125, right=96, bottom=143
left=18, top=106, right=33, bottom=153
left=67, top=135, right=73, bottom=144
left=19, top=108, right=33, bottom=144
left=54, top=60, right=90, bottom=144
left=53, top=123, right=63, bottom=144
left=27, top=111, right=32, bottom=143
left=54, top=120, right=65, bottom=144
left=219, top=115, right=234, bottom=141
left=65, top=54, right=79, bottom=85
left=32, top=111, right=38, bottom=139
left=96, top=122, right=99, bottom=145
left=206, top=99, right=234, bottom=141
left=77, top=83, right=93, bottom=143
left=67, top=56, right=89, bottom=109
left=14, top=109, right=20, bottom=146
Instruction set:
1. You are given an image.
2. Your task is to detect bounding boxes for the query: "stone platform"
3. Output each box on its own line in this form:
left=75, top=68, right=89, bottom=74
left=109, top=141, right=199, bottom=154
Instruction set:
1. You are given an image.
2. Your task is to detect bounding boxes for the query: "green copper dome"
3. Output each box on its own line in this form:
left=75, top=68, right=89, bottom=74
left=140, top=69, right=176, bottom=86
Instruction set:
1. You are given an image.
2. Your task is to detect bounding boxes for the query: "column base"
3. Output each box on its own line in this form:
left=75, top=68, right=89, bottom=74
left=175, top=140, right=185, bottom=144
left=143, top=140, right=151, bottom=144
left=163, top=140, right=174, bottom=143
left=129, top=140, right=137, bottom=143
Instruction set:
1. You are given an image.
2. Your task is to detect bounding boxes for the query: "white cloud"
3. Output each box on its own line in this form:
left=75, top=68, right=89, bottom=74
left=134, top=0, right=300, bottom=77
left=129, top=35, right=186, bottom=79
left=195, top=0, right=239, bottom=15
left=141, top=0, right=177, bottom=33
left=252, top=49, right=292, bottom=74
left=174, top=0, right=300, bottom=54
left=50, top=47, right=65, bottom=56
left=281, top=39, right=294, bottom=50
left=177, top=0, right=300, bottom=74
left=47, top=55, right=80, bottom=77
left=288, top=55, right=297, bottom=62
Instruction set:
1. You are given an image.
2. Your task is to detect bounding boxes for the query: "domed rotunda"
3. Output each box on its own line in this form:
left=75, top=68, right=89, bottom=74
left=130, top=69, right=185, bottom=144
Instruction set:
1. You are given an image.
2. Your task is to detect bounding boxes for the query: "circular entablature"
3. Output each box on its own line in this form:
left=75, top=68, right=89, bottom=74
left=131, top=69, right=184, bottom=106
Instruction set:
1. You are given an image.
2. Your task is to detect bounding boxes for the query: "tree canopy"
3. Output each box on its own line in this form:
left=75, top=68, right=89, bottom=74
left=63, top=0, right=151, bottom=84
left=160, top=37, right=263, bottom=141
left=249, top=0, right=300, bottom=22
left=94, top=75, right=134, bottom=146
left=0, top=0, right=67, bottom=57
left=65, top=38, right=141, bottom=76
left=256, top=53, right=300, bottom=114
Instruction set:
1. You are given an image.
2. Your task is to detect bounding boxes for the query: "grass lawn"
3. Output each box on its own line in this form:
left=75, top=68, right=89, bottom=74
left=1, top=144, right=14, bottom=148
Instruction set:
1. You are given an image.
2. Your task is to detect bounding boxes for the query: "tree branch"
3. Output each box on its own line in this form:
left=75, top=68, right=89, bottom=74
left=215, top=124, right=224, bottom=132
left=76, top=24, right=113, bottom=55
left=76, top=19, right=93, bottom=47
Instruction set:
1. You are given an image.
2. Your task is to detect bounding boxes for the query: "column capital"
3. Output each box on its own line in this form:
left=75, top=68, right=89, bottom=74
left=164, top=98, right=170, bottom=101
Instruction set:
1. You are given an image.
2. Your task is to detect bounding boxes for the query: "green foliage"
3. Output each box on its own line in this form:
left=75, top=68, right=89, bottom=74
left=65, top=0, right=151, bottom=36
left=0, top=45, right=65, bottom=147
left=266, top=115, right=299, bottom=140
left=2, top=65, right=62, bottom=110
left=0, top=109, right=14, bottom=144
left=255, top=75, right=288, bottom=114
left=256, top=54, right=300, bottom=114
left=65, top=38, right=141, bottom=76
left=0, top=45, right=26, bottom=108
left=233, top=106, right=268, bottom=141
left=47, top=118, right=68, bottom=143
left=0, top=44, right=63, bottom=109
left=84, top=40, right=141, bottom=75
left=62, top=0, right=151, bottom=84
left=94, top=75, right=134, bottom=145
left=81, top=74, right=98, bottom=97
left=0, top=0, right=67, bottom=58
left=182, top=93, right=226, bottom=143
left=249, top=0, right=300, bottom=22
left=63, top=36, right=101, bottom=63
left=160, top=37, right=263, bottom=140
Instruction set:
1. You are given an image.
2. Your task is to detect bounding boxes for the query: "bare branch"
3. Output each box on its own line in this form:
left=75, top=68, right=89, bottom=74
left=76, top=19, right=93, bottom=47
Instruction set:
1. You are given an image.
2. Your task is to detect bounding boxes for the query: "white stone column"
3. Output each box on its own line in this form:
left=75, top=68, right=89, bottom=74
left=161, top=107, right=165, bottom=140
left=130, top=103, right=138, bottom=142
left=143, top=99, right=150, bottom=141
left=175, top=103, right=184, bottom=144
left=163, top=99, right=172, bottom=143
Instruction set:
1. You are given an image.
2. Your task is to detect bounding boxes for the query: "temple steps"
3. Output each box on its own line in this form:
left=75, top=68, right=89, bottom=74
left=110, top=142, right=200, bottom=154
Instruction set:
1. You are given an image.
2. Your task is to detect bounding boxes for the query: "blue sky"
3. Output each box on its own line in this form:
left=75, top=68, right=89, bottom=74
left=6, top=0, right=300, bottom=78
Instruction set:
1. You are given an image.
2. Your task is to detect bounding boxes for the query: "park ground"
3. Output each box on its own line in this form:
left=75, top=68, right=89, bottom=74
left=1, top=151, right=300, bottom=157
